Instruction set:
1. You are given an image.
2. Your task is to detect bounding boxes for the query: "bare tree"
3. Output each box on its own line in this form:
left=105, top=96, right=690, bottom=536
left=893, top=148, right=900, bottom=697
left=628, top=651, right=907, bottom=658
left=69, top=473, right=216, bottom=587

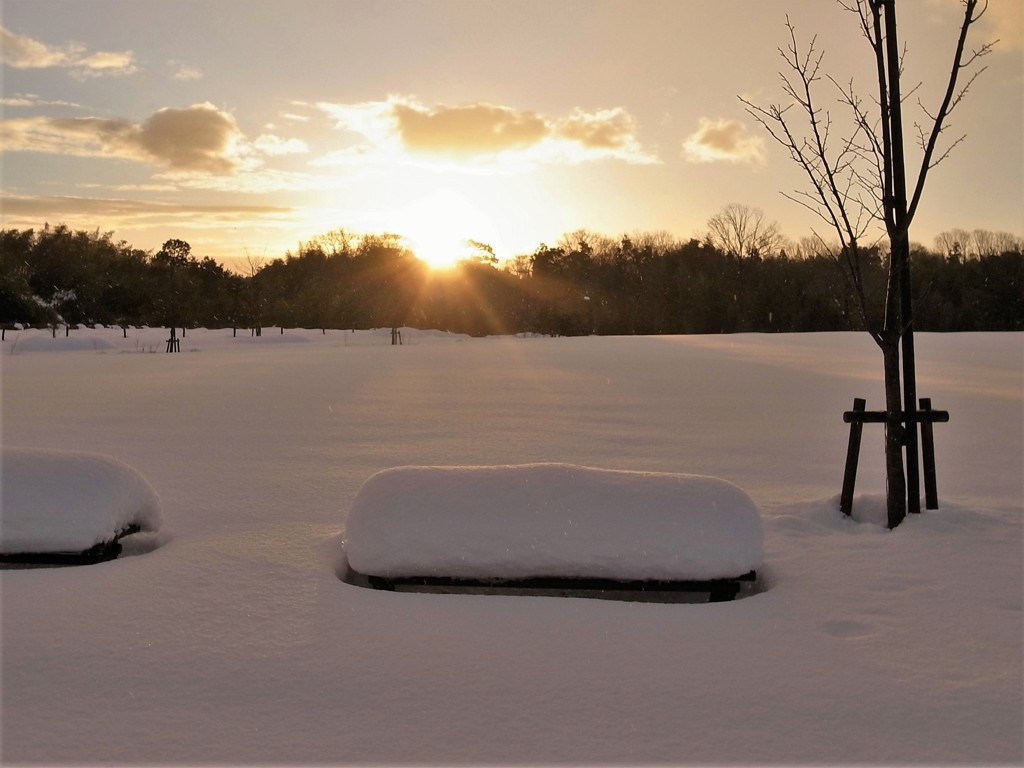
left=934, top=229, right=971, bottom=258
left=741, top=0, right=993, bottom=527
left=243, top=252, right=267, bottom=336
left=557, top=229, right=617, bottom=258
left=937, top=228, right=1023, bottom=258
left=627, top=230, right=680, bottom=258
left=989, top=231, right=1024, bottom=255
left=706, top=203, right=784, bottom=257
left=504, top=253, right=533, bottom=280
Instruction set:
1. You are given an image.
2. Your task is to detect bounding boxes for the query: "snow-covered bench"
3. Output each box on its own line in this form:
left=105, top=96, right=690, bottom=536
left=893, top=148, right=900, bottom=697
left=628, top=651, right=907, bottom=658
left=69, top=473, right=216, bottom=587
left=341, top=463, right=763, bottom=602
left=1, top=448, right=162, bottom=565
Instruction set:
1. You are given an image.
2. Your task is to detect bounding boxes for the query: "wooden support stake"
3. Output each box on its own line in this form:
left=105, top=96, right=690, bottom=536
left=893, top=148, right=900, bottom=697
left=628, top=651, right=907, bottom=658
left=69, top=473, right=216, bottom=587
left=840, top=398, right=866, bottom=516
left=841, top=398, right=948, bottom=518
left=920, top=397, right=939, bottom=510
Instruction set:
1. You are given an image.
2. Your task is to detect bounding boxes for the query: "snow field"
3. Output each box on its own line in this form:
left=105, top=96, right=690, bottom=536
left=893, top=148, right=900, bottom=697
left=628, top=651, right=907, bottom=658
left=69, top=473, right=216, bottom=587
left=1, top=327, right=1020, bottom=764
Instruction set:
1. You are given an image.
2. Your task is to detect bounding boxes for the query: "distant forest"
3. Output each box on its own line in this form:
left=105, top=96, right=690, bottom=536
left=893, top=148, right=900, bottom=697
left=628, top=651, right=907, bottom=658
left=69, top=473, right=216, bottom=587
left=1, top=223, right=1021, bottom=337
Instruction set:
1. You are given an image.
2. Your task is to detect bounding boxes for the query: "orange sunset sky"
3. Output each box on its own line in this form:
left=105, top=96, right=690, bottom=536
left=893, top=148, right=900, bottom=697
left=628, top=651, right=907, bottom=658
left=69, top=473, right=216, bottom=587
left=2, top=0, right=1021, bottom=268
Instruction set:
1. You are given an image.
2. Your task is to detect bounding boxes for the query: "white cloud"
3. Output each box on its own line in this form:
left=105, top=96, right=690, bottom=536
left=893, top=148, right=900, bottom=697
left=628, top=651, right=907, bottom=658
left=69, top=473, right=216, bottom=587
left=0, top=93, right=83, bottom=109
left=253, top=133, right=309, bottom=156
left=1, top=25, right=81, bottom=68
left=71, top=50, right=137, bottom=79
left=682, top=118, right=766, bottom=165
left=1, top=25, right=137, bottom=78
left=156, top=167, right=325, bottom=195
left=171, top=64, right=204, bottom=81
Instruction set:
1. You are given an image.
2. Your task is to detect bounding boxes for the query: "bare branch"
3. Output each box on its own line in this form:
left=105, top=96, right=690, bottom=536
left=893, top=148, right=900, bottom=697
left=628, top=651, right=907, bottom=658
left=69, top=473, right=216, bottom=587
left=907, top=0, right=993, bottom=223
left=739, top=16, right=887, bottom=335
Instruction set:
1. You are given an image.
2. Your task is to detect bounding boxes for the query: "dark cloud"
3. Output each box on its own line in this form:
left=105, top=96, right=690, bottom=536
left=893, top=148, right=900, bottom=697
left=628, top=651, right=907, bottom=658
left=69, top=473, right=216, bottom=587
left=392, top=102, right=547, bottom=157
left=1, top=103, right=247, bottom=174
left=553, top=109, right=635, bottom=150
left=0, top=193, right=291, bottom=221
left=137, top=105, right=241, bottom=173
left=317, top=97, right=657, bottom=165
left=682, top=118, right=765, bottom=164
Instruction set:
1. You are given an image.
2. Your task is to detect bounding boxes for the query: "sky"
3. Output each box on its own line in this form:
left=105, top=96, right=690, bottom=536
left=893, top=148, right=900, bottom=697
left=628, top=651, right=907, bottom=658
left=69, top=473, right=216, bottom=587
left=1, top=0, right=1021, bottom=269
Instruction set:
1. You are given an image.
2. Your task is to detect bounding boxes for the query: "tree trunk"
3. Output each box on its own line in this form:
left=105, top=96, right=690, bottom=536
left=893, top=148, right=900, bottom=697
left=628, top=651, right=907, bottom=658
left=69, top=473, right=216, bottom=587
left=881, top=337, right=907, bottom=529
left=882, top=0, right=921, bottom=518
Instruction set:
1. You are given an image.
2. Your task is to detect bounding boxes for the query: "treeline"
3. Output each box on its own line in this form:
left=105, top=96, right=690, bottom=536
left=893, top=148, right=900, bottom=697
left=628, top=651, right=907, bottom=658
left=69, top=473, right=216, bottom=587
left=1, top=223, right=1021, bottom=336
left=0, top=228, right=244, bottom=333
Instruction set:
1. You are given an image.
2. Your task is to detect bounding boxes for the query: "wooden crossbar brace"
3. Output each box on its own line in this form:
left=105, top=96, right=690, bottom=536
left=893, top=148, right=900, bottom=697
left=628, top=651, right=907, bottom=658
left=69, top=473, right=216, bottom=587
left=842, top=404, right=950, bottom=425
left=840, top=397, right=949, bottom=518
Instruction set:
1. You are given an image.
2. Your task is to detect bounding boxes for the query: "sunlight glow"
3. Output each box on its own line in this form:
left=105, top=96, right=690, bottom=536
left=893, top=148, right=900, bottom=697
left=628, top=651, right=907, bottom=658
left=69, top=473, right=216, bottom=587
left=396, top=187, right=498, bottom=269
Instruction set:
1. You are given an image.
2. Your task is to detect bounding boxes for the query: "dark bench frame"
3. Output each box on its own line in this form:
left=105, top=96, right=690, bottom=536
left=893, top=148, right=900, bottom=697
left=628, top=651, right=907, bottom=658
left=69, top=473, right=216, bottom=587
left=341, top=562, right=756, bottom=603
left=0, top=524, right=141, bottom=567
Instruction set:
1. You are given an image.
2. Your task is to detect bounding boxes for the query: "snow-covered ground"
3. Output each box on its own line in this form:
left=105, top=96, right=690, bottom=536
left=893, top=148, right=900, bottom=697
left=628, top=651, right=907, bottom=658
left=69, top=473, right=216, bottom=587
left=2, top=326, right=1021, bottom=764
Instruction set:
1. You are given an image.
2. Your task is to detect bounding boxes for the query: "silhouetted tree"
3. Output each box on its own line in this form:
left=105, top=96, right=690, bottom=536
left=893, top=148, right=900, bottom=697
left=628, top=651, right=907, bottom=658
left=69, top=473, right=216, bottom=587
left=741, top=0, right=993, bottom=527
left=1, top=223, right=1019, bottom=342
left=706, top=204, right=784, bottom=258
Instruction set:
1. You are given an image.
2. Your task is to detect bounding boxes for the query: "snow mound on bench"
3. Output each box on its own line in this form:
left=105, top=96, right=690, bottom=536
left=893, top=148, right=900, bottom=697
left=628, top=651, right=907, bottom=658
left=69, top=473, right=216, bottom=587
left=1, top=448, right=162, bottom=554
left=344, top=463, right=763, bottom=581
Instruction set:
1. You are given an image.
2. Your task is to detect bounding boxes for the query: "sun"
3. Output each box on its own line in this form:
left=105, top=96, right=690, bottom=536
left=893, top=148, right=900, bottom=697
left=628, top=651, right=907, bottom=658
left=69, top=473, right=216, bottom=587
left=397, top=187, right=496, bottom=269
left=405, top=229, right=472, bottom=270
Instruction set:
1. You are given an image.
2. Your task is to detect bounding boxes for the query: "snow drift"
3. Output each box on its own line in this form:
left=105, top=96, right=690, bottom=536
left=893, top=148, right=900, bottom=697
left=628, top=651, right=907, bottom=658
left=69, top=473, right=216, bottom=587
left=1, top=447, right=162, bottom=555
left=343, top=463, right=763, bottom=581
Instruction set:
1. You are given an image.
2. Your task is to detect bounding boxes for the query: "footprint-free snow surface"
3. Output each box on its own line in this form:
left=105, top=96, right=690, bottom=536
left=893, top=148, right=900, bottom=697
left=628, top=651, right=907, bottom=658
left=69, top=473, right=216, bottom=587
left=344, top=463, right=762, bottom=580
left=1, top=327, right=1021, bottom=765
